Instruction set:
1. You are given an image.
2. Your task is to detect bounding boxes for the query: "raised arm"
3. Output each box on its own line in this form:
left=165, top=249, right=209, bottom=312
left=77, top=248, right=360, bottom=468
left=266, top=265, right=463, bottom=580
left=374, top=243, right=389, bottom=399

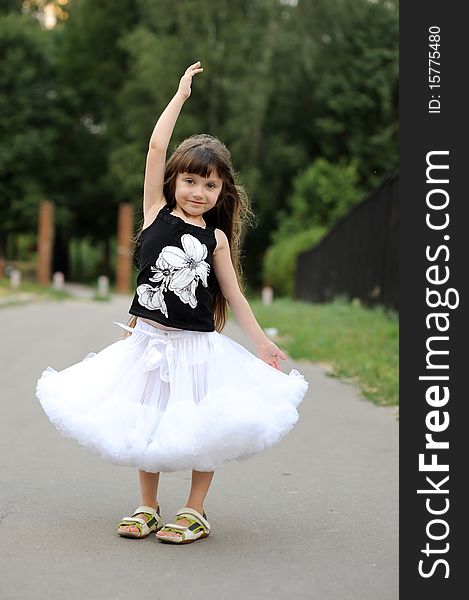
left=143, top=61, right=204, bottom=219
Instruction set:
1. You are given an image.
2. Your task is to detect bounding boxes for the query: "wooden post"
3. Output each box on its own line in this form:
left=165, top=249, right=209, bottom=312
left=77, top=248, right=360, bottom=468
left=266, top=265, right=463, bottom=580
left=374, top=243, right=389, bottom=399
left=116, top=203, right=134, bottom=293
left=36, top=200, right=54, bottom=285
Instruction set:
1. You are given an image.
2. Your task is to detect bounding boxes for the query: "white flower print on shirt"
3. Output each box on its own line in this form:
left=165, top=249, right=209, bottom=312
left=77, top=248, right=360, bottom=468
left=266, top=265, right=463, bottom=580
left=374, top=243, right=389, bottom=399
left=136, top=284, right=168, bottom=317
left=136, top=233, right=210, bottom=317
left=164, top=234, right=210, bottom=307
left=148, top=255, right=176, bottom=288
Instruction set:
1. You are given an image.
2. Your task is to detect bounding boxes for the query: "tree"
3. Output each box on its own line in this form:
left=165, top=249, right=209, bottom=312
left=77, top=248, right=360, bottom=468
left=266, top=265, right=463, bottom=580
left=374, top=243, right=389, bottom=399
left=1, top=0, right=398, bottom=287
left=51, top=0, right=140, bottom=273
left=263, top=157, right=362, bottom=297
left=114, top=0, right=300, bottom=283
left=294, top=0, right=399, bottom=189
left=0, top=12, right=59, bottom=259
left=273, top=158, right=362, bottom=240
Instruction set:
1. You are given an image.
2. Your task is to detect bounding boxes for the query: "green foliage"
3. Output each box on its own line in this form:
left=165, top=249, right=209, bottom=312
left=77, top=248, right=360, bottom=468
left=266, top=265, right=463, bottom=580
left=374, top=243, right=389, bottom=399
left=249, top=296, right=399, bottom=407
left=0, top=13, right=57, bottom=236
left=274, top=158, right=362, bottom=240
left=1, top=0, right=398, bottom=287
left=0, top=1, right=23, bottom=14
left=54, top=0, right=139, bottom=236
left=263, top=226, right=326, bottom=297
left=301, top=0, right=399, bottom=189
left=0, top=276, right=72, bottom=303
left=113, top=0, right=397, bottom=286
left=115, top=0, right=290, bottom=203
left=263, top=158, right=360, bottom=296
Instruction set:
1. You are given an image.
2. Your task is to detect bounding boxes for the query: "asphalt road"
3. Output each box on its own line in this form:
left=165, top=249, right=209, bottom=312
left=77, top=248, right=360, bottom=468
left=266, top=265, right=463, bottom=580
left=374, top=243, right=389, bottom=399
left=0, top=294, right=398, bottom=600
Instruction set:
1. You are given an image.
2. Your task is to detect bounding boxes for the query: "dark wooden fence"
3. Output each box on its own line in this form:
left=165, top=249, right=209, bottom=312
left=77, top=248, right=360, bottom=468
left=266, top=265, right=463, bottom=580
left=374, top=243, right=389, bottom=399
left=295, top=171, right=398, bottom=311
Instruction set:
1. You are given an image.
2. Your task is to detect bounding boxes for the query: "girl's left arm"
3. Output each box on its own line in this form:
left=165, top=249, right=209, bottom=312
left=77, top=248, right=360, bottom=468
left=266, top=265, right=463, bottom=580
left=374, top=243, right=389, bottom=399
left=212, top=230, right=287, bottom=371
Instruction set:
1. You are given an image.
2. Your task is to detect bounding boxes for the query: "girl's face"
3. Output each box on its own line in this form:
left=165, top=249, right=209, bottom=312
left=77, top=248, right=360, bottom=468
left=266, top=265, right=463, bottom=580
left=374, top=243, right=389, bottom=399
left=174, top=171, right=223, bottom=216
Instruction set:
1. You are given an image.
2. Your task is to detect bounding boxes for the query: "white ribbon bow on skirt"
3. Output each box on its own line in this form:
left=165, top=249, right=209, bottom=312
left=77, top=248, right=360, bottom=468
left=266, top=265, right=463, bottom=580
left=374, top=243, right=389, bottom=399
left=113, top=321, right=175, bottom=382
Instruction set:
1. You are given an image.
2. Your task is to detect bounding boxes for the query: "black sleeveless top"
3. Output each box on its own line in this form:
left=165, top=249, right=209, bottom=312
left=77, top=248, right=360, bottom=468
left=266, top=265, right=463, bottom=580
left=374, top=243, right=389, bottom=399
left=129, top=204, right=217, bottom=331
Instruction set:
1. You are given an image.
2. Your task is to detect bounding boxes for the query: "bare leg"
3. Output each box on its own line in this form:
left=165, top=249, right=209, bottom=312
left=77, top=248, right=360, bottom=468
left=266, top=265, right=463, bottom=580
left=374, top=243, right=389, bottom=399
left=117, top=470, right=160, bottom=534
left=157, top=470, right=214, bottom=539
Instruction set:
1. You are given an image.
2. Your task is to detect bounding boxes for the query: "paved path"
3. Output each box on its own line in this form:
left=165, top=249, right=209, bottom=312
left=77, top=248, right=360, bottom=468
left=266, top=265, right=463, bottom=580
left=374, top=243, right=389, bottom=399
left=0, top=294, right=398, bottom=600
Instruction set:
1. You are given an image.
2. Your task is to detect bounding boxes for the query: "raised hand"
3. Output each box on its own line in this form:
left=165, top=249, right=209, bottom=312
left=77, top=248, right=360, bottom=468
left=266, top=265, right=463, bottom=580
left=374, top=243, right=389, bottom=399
left=177, top=61, right=204, bottom=100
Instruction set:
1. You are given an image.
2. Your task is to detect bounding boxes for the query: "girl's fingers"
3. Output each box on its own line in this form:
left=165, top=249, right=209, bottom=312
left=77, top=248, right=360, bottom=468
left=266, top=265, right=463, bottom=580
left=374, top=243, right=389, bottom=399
left=186, top=61, right=202, bottom=71
left=274, top=348, right=287, bottom=360
left=269, top=353, right=282, bottom=369
left=184, top=68, right=204, bottom=79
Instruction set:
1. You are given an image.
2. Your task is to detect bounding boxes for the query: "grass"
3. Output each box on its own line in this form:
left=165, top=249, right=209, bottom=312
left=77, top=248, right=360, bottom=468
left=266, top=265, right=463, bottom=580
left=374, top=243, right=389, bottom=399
left=0, top=277, right=72, bottom=306
left=247, top=296, right=399, bottom=407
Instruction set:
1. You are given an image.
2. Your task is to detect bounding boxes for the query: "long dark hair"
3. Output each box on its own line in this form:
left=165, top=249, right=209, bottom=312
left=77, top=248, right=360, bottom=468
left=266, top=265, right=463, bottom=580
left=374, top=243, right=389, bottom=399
left=127, top=134, right=256, bottom=333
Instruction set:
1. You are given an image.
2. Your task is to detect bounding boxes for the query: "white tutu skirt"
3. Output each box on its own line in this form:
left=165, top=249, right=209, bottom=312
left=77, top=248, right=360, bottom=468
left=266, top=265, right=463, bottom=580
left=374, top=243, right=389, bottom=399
left=36, top=318, right=309, bottom=472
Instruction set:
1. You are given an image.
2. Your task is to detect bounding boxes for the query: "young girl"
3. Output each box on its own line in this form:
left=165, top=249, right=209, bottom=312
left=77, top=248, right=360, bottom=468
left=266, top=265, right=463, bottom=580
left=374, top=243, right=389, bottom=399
left=36, top=61, right=309, bottom=545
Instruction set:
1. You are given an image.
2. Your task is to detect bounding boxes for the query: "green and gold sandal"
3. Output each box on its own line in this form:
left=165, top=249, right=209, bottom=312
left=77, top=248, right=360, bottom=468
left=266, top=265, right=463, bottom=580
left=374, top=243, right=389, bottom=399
left=117, top=505, right=163, bottom=539
left=155, top=507, right=211, bottom=544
